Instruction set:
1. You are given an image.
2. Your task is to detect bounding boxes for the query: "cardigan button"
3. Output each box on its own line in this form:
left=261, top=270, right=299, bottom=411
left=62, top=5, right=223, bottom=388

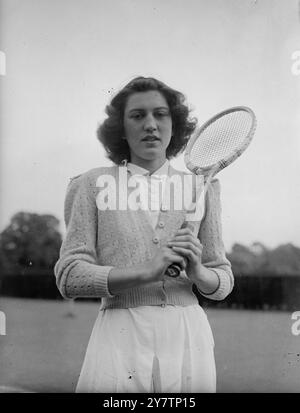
left=158, top=221, right=165, bottom=228
left=160, top=205, right=168, bottom=212
left=152, top=236, right=159, bottom=244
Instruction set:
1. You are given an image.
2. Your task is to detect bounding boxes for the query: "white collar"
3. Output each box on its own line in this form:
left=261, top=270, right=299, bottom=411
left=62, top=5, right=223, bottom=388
left=127, top=160, right=170, bottom=177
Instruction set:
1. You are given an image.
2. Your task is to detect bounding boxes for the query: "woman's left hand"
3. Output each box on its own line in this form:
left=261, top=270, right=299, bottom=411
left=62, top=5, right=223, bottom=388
left=167, top=228, right=204, bottom=282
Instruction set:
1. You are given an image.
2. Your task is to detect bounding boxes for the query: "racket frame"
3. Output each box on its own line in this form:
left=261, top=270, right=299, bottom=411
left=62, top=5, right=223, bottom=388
left=184, top=106, right=257, bottom=179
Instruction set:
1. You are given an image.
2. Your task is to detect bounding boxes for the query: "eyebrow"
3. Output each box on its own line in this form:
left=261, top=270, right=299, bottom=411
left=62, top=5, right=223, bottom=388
left=128, top=106, right=170, bottom=113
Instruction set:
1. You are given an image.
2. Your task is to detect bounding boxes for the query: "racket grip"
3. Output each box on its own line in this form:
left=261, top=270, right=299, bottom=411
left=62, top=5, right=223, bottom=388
left=165, top=263, right=182, bottom=278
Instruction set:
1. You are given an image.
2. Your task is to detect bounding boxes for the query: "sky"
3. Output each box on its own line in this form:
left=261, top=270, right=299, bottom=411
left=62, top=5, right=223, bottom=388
left=0, top=0, right=299, bottom=250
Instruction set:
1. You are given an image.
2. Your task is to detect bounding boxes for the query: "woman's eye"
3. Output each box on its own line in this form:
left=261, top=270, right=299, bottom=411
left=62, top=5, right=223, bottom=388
left=131, top=113, right=143, bottom=120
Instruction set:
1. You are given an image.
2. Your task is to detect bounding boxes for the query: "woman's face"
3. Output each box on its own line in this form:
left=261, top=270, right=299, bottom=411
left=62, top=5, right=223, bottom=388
left=123, top=90, right=172, bottom=168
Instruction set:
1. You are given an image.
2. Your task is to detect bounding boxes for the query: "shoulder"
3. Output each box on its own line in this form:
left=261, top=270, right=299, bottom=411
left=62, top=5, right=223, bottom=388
left=67, top=165, right=119, bottom=190
left=63, top=166, right=119, bottom=208
left=63, top=166, right=118, bottom=222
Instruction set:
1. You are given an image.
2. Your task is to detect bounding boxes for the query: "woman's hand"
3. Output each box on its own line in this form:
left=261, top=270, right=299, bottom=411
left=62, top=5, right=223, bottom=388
left=147, top=246, right=187, bottom=282
left=108, top=246, right=186, bottom=295
left=109, top=228, right=220, bottom=296
left=108, top=231, right=219, bottom=295
left=167, top=228, right=204, bottom=282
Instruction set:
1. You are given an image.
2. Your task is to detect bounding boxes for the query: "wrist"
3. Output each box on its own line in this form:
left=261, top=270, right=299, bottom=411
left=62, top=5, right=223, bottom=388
left=108, top=263, right=151, bottom=295
left=189, top=263, right=206, bottom=283
left=192, top=265, right=220, bottom=295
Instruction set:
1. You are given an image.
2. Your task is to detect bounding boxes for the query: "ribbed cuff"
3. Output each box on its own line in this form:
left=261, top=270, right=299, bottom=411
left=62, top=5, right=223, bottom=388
left=93, top=266, right=115, bottom=298
left=200, top=268, right=231, bottom=301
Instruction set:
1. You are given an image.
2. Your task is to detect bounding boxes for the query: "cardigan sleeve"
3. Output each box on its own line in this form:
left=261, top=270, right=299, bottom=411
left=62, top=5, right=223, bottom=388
left=54, top=173, right=114, bottom=300
left=196, top=179, right=234, bottom=301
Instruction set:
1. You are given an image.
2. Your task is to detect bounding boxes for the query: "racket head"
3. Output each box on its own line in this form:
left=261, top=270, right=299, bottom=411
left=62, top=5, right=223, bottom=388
left=184, top=106, right=257, bottom=177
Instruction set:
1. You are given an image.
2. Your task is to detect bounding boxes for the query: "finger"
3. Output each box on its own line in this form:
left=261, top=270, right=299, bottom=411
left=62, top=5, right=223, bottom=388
left=172, top=229, right=200, bottom=239
left=172, top=244, right=202, bottom=259
left=168, top=238, right=202, bottom=249
left=171, top=246, right=197, bottom=262
left=169, top=236, right=201, bottom=246
left=166, top=247, right=187, bottom=265
left=167, top=252, right=187, bottom=269
left=169, top=235, right=195, bottom=244
left=176, top=228, right=193, bottom=236
left=168, top=241, right=200, bottom=255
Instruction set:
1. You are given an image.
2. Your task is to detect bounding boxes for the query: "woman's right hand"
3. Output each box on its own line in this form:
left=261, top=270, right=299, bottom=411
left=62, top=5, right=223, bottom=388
left=145, top=247, right=187, bottom=282
left=108, top=247, right=186, bottom=295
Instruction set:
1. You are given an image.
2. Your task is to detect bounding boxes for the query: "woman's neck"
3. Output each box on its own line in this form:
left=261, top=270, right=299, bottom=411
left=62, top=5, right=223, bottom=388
left=129, top=157, right=167, bottom=175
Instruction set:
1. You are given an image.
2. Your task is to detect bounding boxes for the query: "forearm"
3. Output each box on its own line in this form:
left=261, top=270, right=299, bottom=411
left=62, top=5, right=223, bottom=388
left=196, top=179, right=234, bottom=300
left=108, top=264, right=150, bottom=295
left=56, top=257, right=155, bottom=299
left=191, top=264, right=220, bottom=295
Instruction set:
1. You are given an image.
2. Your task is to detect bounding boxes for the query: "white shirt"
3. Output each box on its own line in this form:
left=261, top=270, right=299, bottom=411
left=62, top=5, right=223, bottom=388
left=127, top=160, right=169, bottom=229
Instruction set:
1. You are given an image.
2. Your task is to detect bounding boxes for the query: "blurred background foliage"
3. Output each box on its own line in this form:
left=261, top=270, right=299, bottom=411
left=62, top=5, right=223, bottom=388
left=0, top=212, right=62, bottom=273
left=228, top=242, right=300, bottom=276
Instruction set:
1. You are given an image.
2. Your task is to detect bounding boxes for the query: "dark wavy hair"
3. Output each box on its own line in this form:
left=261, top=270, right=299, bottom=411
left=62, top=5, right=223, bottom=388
left=97, top=76, right=197, bottom=165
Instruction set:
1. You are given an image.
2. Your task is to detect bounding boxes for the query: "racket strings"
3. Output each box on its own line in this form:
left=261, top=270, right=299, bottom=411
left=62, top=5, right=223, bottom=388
left=190, top=111, right=253, bottom=168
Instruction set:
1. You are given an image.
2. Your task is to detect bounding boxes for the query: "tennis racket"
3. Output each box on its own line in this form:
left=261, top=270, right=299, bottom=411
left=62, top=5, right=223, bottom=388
left=165, top=106, right=257, bottom=278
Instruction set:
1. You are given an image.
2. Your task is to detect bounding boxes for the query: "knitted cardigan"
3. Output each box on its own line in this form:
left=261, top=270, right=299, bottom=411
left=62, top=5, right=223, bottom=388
left=54, top=165, right=234, bottom=310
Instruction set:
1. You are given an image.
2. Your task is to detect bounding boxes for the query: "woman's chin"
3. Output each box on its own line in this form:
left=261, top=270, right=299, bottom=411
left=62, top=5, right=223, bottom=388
left=142, top=147, right=166, bottom=159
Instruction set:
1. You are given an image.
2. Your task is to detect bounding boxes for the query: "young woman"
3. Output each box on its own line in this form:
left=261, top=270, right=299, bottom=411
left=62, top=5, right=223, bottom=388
left=54, top=77, right=234, bottom=393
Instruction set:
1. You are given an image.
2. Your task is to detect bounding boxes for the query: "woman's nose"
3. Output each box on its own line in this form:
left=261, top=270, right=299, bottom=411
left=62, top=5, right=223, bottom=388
left=144, top=115, right=157, bottom=132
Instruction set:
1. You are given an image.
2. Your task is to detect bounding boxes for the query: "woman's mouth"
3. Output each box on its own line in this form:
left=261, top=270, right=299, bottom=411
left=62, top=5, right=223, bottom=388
left=142, top=135, right=160, bottom=142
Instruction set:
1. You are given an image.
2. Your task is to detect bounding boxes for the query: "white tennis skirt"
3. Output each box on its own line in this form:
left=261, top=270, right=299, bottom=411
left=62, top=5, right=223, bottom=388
left=76, top=304, right=216, bottom=393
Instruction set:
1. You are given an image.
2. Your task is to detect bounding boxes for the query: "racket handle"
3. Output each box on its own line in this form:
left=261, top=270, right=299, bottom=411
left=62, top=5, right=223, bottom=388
left=165, top=263, right=182, bottom=278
